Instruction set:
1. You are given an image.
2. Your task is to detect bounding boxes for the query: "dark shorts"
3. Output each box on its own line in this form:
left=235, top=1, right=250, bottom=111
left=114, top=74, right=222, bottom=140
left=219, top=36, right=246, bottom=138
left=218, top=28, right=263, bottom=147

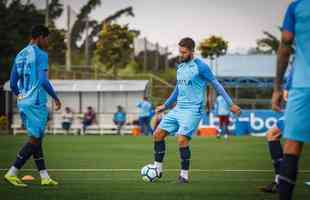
left=219, top=116, right=230, bottom=126
left=62, top=122, right=71, bottom=130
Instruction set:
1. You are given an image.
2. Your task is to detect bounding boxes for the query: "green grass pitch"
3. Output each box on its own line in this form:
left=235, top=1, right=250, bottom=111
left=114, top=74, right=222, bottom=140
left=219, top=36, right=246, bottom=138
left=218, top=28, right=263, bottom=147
left=0, top=135, right=309, bottom=200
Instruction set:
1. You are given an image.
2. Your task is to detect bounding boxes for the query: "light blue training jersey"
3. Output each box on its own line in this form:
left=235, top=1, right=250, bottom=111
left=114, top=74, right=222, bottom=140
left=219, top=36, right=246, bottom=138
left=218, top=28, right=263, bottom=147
left=282, top=0, right=310, bottom=88
left=14, top=44, right=49, bottom=105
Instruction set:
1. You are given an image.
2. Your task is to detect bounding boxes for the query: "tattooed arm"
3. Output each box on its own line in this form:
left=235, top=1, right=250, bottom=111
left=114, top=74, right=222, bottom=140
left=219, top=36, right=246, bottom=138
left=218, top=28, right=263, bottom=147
left=272, top=31, right=294, bottom=111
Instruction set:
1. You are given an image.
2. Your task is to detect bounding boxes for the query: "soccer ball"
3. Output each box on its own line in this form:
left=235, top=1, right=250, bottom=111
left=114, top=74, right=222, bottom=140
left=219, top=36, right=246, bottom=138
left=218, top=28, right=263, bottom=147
left=140, top=164, right=160, bottom=182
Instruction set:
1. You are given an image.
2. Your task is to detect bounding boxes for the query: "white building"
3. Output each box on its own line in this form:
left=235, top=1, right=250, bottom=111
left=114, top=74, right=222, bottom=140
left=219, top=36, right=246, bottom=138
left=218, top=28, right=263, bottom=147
left=4, top=80, right=149, bottom=133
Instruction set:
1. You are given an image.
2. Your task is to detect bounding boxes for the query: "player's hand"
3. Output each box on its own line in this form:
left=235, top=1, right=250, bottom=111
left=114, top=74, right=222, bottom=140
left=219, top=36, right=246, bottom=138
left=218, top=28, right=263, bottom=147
left=155, top=105, right=166, bottom=113
left=283, top=90, right=289, bottom=102
left=230, top=104, right=241, bottom=116
left=272, top=90, right=283, bottom=112
left=54, top=99, right=62, bottom=111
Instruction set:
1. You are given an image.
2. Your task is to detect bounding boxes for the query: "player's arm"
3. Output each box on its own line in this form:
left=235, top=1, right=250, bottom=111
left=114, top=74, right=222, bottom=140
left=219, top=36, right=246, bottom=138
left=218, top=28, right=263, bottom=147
left=272, top=2, right=295, bottom=112
left=9, top=63, right=20, bottom=96
left=156, top=86, right=178, bottom=113
left=38, top=53, right=61, bottom=110
left=196, top=60, right=241, bottom=116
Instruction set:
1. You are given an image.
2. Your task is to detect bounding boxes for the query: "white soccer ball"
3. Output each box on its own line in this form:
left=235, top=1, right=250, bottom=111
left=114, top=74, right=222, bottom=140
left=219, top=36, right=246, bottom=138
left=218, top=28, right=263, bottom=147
left=140, top=164, right=160, bottom=182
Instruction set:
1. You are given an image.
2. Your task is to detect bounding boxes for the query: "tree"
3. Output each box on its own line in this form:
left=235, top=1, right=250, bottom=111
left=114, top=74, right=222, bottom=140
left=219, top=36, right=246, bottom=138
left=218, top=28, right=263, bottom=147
left=95, top=23, right=138, bottom=77
left=0, top=0, right=45, bottom=84
left=256, top=31, right=280, bottom=54
left=70, top=0, right=135, bottom=55
left=48, top=26, right=66, bottom=65
left=198, top=36, right=228, bottom=60
left=198, top=36, right=228, bottom=73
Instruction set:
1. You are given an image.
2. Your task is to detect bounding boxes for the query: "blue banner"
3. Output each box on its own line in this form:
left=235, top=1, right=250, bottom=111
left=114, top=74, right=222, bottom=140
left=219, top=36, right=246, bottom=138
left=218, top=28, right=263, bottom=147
left=201, top=110, right=284, bottom=135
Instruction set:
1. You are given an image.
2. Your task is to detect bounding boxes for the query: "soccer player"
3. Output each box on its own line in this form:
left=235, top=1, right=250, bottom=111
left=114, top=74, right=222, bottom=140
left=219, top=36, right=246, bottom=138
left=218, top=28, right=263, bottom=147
left=4, top=25, right=61, bottom=187
left=136, top=96, right=153, bottom=136
left=260, top=68, right=293, bottom=193
left=272, top=1, right=310, bottom=199
left=214, top=95, right=231, bottom=139
left=153, top=37, right=241, bottom=183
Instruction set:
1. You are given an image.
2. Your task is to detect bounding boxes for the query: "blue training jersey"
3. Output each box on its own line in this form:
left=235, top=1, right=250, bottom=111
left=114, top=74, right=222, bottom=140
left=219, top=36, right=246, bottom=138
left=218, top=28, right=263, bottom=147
left=11, top=44, right=49, bottom=105
left=282, top=0, right=310, bottom=88
left=113, top=111, right=126, bottom=122
left=164, top=58, right=233, bottom=111
left=136, top=100, right=153, bottom=117
left=215, top=95, right=231, bottom=116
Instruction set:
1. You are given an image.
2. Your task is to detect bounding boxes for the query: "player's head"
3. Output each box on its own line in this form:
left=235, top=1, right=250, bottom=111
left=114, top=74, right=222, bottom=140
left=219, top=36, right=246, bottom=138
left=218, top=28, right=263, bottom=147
left=143, top=96, right=148, bottom=101
left=178, top=37, right=195, bottom=62
left=31, top=25, right=49, bottom=49
left=117, top=105, right=122, bottom=111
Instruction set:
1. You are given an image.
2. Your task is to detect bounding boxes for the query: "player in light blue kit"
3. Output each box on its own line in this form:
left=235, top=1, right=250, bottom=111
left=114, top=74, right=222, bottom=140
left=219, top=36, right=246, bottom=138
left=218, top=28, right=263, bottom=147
left=272, top=1, right=310, bottom=199
left=260, top=67, right=292, bottom=193
left=153, top=38, right=241, bottom=183
left=214, top=95, right=231, bottom=139
left=4, top=25, right=61, bottom=187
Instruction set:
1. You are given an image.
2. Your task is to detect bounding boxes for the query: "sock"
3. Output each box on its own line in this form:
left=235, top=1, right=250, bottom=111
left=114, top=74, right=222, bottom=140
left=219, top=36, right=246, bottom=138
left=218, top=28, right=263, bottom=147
left=39, top=170, right=50, bottom=179
left=6, top=166, right=19, bottom=176
left=268, top=140, right=283, bottom=181
left=33, top=142, right=46, bottom=172
left=180, top=170, right=189, bottom=180
left=179, top=146, right=191, bottom=172
left=278, top=154, right=299, bottom=200
left=154, top=161, right=163, bottom=172
left=13, top=142, right=35, bottom=169
left=154, top=141, right=165, bottom=166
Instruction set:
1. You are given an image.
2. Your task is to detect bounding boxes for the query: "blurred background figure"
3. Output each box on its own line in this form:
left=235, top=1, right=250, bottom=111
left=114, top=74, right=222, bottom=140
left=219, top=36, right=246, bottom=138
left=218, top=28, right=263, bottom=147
left=61, top=107, right=73, bottom=134
left=214, top=95, right=231, bottom=140
left=82, top=106, right=96, bottom=134
left=113, top=106, right=127, bottom=135
left=136, top=96, right=153, bottom=136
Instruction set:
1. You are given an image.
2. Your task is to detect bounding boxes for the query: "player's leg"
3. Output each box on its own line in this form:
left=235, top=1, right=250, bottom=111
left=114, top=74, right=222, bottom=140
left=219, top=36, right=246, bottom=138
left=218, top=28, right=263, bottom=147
left=278, top=140, right=303, bottom=200
left=176, top=110, right=201, bottom=183
left=32, top=138, right=58, bottom=186
left=278, top=88, right=310, bottom=200
left=260, top=127, right=282, bottom=193
left=177, top=135, right=191, bottom=183
left=4, top=137, right=37, bottom=187
left=153, top=128, right=168, bottom=175
left=223, top=116, right=230, bottom=140
left=217, top=116, right=224, bottom=138
left=153, top=110, right=178, bottom=176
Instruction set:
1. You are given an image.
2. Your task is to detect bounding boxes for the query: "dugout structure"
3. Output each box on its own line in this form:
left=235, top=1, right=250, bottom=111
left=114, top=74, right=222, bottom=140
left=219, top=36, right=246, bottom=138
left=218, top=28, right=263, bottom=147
left=3, top=80, right=149, bottom=134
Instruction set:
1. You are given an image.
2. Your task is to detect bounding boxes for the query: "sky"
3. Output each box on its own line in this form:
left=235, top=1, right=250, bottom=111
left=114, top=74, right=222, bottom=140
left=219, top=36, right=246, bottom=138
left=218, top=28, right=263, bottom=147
left=36, top=0, right=291, bottom=53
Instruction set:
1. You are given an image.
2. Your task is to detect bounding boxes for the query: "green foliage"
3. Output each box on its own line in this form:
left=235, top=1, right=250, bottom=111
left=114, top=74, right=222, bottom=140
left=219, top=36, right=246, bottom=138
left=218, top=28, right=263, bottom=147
left=198, top=36, right=228, bottom=60
left=95, top=23, right=138, bottom=77
left=48, top=0, right=64, bottom=21
left=0, top=136, right=310, bottom=200
left=0, top=0, right=45, bottom=84
left=256, top=31, right=280, bottom=54
left=48, top=25, right=66, bottom=65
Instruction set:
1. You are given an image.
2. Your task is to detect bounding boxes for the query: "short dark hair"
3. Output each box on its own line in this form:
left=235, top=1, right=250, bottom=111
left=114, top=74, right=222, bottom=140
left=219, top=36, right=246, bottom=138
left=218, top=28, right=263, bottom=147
left=178, top=37, right=195, bottom=51
left=31, top=25, right=49, bottom=39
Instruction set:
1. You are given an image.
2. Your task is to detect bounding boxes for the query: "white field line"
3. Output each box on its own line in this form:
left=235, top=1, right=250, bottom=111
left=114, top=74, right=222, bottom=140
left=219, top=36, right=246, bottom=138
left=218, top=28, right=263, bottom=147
left=0, top=168, right=310, bottom=173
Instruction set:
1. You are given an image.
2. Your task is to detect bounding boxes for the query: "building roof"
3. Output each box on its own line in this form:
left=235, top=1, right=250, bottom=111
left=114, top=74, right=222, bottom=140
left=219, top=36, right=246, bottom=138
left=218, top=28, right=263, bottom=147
left=206, top=55, right=277, bottom=78
left=3, top=80, right=149, bottom=92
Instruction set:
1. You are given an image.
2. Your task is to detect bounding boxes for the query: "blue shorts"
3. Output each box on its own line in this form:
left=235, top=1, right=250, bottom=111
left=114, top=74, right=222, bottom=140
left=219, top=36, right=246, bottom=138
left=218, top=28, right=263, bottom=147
left=275, top=116, right=285, bottom=133
left=284, top=88, right=310, bottom=143
left=17, top=100, right=48, bottom=139
left=158, top=107, right=202, bottom=138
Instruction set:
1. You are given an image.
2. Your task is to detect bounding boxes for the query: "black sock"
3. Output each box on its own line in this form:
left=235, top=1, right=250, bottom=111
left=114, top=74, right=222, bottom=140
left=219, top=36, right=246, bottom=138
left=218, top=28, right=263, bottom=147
left=278, top=154, right=299, bottom=200
left=179, top=146, right=191, bottom=170
left=268, top=140, right=283, bottom=177
left=33, top=141, right=46, bottom=171
left=13, top=142, right=35, bottom=169
left=154, top=141, right=165, bottom=162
